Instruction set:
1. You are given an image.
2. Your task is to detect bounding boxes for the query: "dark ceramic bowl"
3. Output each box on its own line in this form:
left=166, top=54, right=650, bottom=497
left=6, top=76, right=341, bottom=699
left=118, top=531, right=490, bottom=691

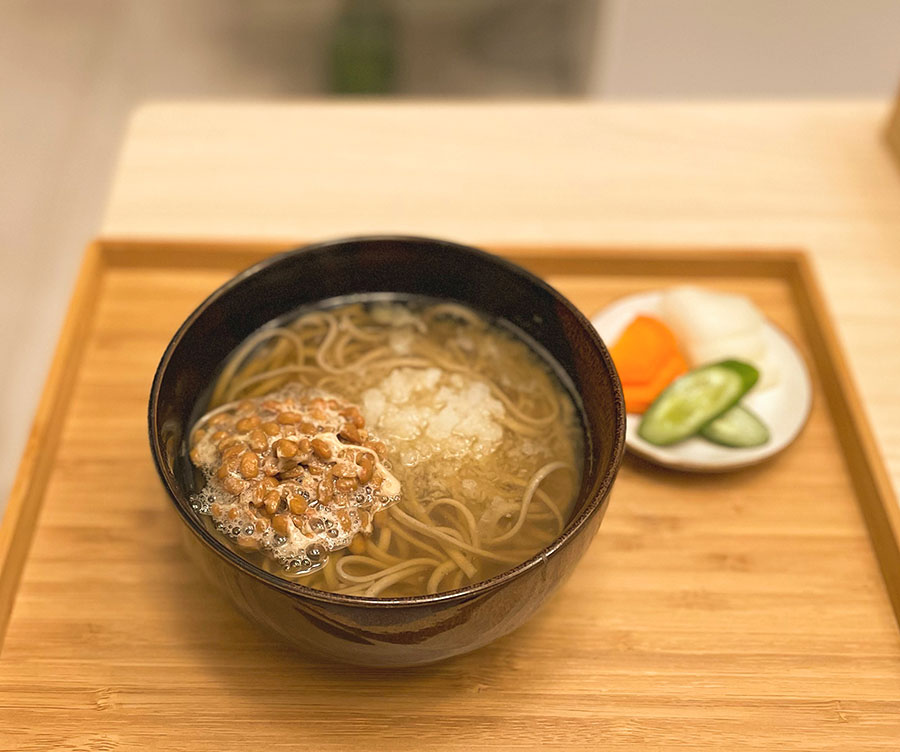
left=149, top=236, right=625, bottom=667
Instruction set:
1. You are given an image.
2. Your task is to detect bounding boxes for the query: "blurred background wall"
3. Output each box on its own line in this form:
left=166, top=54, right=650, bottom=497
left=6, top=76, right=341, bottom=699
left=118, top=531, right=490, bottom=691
left=1, top=0, right=899, bottom=506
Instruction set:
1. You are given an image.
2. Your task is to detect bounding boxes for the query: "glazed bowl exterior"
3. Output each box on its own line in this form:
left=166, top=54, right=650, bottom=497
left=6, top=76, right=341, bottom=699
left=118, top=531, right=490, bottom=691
left=149, top=236, right=625, bottom=666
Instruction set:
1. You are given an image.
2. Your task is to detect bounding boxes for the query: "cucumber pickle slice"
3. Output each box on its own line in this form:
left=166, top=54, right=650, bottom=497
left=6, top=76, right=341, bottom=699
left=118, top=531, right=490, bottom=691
left=638, top=360, right=759, bottom=446
left=700, top=404, right=769, bottom=447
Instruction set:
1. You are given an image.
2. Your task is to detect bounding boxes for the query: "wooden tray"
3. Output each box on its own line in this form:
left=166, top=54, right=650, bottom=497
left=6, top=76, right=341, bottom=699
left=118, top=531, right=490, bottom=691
left=2, top=240, right=899, bottom=751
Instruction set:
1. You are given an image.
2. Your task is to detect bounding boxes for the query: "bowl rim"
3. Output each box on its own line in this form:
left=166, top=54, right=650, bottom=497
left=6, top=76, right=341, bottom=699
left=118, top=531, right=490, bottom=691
left=149, top=234, right=625, bottom=607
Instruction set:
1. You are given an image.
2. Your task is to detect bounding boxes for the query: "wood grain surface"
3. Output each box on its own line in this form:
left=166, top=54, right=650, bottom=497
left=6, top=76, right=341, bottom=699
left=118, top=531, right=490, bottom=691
left=1, top=242, right=899, bottom=751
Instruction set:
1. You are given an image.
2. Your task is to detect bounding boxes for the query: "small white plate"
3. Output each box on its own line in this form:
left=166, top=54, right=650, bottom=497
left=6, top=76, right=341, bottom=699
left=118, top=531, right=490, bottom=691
left=591, top=291, right=813, bottom=472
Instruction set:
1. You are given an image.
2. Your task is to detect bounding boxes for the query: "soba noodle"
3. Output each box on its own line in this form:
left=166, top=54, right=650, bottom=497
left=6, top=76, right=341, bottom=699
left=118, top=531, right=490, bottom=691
left=190, top=298, right=582, bottom=597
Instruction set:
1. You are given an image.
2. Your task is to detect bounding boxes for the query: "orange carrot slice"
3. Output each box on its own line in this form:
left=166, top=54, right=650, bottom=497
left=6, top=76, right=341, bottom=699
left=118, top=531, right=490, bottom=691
left=610, top=315, right=680, bottom=384
left=621, top=350, right=688, bottom=413
left=609, top=315, right=688, bottom=413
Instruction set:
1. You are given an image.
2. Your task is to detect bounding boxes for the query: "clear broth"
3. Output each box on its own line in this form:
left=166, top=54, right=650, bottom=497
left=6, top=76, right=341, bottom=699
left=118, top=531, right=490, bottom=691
left=190, top=295, right=584, bottom=597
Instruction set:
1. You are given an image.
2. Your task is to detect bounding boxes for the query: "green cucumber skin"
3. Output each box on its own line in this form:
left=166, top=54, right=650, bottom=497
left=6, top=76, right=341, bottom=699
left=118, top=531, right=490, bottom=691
left=638, top=360, right=760, bottom=447
left=700, top=404, right=770, bottom=448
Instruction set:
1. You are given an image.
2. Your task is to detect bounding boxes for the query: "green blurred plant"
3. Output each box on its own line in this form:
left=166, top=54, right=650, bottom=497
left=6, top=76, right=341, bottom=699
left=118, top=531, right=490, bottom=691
left=329, top=0, right=397, bottom=94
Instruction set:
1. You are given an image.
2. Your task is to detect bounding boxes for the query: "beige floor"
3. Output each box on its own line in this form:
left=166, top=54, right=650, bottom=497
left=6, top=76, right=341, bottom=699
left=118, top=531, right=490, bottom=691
left=0, top=0, right=589, bottom=506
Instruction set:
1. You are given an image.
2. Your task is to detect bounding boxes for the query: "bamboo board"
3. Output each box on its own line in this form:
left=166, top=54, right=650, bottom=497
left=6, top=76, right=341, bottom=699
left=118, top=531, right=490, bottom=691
left=1, top=239, right=899, bottom=751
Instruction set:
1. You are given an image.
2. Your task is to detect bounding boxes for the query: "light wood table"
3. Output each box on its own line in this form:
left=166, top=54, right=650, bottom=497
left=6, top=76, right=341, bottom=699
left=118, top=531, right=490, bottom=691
left=104, top=100, right=900, bottom=503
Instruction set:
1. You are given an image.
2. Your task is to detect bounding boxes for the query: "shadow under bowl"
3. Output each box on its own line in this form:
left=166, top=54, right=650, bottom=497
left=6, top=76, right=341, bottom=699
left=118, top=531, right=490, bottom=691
left=149, top=235, right=625, bottom=667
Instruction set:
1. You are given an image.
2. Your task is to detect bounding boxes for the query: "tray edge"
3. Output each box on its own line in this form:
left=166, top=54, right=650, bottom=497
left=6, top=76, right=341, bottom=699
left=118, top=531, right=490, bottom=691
left=0, top=242, right=105, bottom=644
left=1, top=238, right=897, bottom=646
left=787, top=254, right=900, bottom=625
